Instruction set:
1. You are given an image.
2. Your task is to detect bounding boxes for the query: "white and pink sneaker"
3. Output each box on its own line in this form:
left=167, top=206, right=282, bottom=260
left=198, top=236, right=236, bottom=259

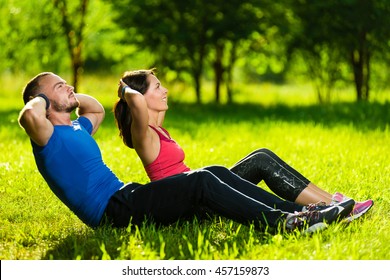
left=332, top=192, right=374, bottom=222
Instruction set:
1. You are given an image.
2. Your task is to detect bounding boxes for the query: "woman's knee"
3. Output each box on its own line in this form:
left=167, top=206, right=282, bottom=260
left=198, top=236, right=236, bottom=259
left=250, top=148, right=274, bottom=162
left=253, top=148, right=273, bottom=156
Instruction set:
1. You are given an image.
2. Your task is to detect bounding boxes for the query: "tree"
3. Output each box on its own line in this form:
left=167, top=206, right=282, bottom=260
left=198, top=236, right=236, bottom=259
left=0, top=0, right=68, bottom=74
left=205, top=0, right=264, bottom=103
left=110, top=0, right=212, bottom=103
left=110, top=0, right=269, bottom=104
left=288, top=0, right=390, bottom=101
left=52, top=0, right=89, bottom=92
left=0, top=0, right=97, bottom=91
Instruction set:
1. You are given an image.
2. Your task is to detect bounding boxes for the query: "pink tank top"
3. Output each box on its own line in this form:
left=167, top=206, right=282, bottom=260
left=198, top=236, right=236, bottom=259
left=145, top=126, right=191, bottom=181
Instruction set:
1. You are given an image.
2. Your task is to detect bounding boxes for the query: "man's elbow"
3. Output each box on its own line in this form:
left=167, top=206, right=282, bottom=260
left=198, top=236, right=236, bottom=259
left=18, top=107, right=34, bottom=129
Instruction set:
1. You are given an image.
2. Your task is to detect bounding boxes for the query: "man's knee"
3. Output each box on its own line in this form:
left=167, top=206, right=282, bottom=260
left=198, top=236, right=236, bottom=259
left=203, top=165, right=233, bottom=178
left=187, top=169, right=217, bottom=184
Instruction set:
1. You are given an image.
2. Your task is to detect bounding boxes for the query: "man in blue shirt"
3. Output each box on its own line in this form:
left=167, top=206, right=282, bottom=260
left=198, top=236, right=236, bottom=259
left=18, top=72, right=354, bottom=233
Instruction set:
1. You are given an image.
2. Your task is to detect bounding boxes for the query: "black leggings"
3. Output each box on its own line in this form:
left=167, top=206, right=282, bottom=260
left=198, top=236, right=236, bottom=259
left=230, top=148, right=310, bottom=202
left=103, top=166, right=302, bottom=229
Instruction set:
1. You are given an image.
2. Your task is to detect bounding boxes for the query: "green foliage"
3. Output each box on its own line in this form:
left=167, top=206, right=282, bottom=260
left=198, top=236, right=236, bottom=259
left=109, top=0, right=277, bottom=102
left=1, top=74, right=389, bottom=260
left=287, top=0, right=390, bottom=101
left=0, top=0, right=68, bottom=73
left=0, top=0, right=130, bottom=75
left=1, top=0, right=390, bottom=102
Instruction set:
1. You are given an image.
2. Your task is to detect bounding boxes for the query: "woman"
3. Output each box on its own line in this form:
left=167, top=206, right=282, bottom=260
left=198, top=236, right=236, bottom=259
left=113, top=69, right=373, bottom=220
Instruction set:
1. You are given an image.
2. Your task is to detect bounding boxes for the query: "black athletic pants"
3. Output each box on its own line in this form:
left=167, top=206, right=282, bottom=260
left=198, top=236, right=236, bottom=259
left=103, top=165, right=302, bottom=229
left=230, top=148, right=311, bottom=202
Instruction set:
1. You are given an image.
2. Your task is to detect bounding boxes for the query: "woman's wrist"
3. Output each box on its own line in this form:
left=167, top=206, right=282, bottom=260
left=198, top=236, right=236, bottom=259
left=121, top=86, right=129, bottom=99
left=121, top=86, right=142, bottom=99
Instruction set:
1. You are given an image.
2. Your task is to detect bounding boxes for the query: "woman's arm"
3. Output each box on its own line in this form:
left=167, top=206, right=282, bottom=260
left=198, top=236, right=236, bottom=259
left=119, top=81, right=158, bottom=165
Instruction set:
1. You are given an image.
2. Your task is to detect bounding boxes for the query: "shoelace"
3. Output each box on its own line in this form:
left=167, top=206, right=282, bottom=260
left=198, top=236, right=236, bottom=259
left=288, top=210, right=321, bottom=229
left=304, top=201, right=327, bottom=211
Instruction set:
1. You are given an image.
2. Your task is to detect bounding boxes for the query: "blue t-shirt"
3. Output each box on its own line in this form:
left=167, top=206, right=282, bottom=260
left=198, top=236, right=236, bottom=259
left=32, top=116, right=123, bottom=227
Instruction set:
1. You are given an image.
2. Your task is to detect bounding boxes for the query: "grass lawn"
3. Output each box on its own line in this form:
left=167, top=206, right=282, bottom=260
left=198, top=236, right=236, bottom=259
left=0, top=74, right=389, bottom=260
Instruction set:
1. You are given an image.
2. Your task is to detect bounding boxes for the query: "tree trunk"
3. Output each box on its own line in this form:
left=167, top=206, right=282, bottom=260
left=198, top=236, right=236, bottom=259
left=350, top=30, right=370, bottom=102
left=363, top=49, right=370, bottom=100
left=71, top=47, right=82, bottom=92
left=351, top=49, right=363, bottom=101
left=194, top=68, right=202, bottom=104
left=226, top=42, right=237, bottom=104
left=213, top=43, right=224, bottom=103
left=53, top=0, right=88, bottom=92
left=192, top=49, right=204, bottom=104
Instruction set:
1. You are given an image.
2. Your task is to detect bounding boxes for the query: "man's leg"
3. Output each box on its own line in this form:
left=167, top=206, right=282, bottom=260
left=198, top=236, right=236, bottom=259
left=106, top=169, right=289, bottom=229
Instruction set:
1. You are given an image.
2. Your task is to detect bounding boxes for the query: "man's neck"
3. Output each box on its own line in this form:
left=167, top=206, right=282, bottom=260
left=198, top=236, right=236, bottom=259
left=48, top=111, right=73, bottom=126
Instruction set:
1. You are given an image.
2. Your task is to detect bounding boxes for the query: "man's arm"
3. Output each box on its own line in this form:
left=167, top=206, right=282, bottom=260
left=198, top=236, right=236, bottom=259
left=75, top=94, right=105, bottom=135
left=18, top=96, right=54, bottom=146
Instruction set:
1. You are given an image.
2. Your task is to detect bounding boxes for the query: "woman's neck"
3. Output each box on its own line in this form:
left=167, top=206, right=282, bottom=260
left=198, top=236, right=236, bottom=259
left=148, top=110, right=165, bottom=127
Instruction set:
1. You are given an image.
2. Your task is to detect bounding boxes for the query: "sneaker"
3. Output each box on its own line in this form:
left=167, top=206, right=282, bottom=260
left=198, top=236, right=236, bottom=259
left=302, top=199, right=355, bottom=218
left=345, top=199, right=374, bottom=222
left=302, top=201, right=328, bottom=212
left=332, top=192, right=374, bottom=221
left=332, top=192, right=344, bottom=204
left=286, top=201, right=354, bottom=234
left=334, top=198, right=356, bottom=220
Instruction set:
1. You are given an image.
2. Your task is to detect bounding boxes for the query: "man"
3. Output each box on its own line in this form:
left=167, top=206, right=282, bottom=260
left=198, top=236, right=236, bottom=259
left=18, top=72, right=354, bottom=233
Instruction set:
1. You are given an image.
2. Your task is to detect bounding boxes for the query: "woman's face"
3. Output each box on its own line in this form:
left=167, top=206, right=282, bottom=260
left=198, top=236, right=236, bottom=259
left=143, top=74, right=168, bottom=112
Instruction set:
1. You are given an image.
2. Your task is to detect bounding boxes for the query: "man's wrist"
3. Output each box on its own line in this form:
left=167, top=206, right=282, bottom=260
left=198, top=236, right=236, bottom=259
left=36, top=93, right=50, bottom=110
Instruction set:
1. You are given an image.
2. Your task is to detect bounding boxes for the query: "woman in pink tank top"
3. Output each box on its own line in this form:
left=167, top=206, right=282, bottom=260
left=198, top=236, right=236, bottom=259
left=145, top=125, right=190, bottom=181
left=112, top=69, right=372, bottom=219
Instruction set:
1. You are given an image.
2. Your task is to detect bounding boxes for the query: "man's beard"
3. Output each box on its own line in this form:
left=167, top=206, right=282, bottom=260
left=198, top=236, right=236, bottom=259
left=52, top=99, right=80, bottom=113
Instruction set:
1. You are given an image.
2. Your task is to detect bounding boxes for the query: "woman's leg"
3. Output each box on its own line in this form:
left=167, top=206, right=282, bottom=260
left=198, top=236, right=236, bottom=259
left=229, top=148, right=332, bottom=204
left=203, top=165, right=302, bottom=213
left=105, top=169, right=291, bottom=229
left=295, top=183, right=332, bottom=205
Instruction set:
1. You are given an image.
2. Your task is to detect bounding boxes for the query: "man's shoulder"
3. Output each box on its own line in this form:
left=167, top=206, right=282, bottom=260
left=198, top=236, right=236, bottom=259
left=74, top=116, right=93, bottom=134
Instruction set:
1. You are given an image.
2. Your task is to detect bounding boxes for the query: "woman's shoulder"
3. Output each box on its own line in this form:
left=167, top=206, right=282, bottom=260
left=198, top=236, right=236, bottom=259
left=149, top=125, right=171, bottom=139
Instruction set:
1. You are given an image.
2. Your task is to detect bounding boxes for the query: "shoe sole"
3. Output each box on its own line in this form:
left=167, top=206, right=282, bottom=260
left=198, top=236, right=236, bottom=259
left=304, top=222, right=328, bottom=234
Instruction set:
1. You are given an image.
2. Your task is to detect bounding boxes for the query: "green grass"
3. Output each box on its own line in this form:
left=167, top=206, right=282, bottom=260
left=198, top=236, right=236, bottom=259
left=1, top=74, right=389, bottom=260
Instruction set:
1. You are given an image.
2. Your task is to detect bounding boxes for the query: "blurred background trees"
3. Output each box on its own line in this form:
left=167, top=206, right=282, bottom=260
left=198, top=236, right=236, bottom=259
left=1, top=0, right=389, bottom=103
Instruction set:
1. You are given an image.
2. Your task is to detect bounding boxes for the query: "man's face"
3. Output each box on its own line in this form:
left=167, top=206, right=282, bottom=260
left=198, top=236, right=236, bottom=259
left=40, top=74, right=79, bottom=113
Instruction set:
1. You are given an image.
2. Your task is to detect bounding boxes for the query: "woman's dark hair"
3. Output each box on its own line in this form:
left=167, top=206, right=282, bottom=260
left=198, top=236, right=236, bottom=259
left=113, top=69, right=156, bottom=149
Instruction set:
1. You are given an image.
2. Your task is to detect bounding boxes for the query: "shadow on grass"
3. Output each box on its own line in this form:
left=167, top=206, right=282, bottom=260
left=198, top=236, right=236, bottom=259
left=42, top=226, right=126, bottom=260
left=164, top=101, right=390, bottom=133
left=42, top=218, right=274, bottom=260
left=101, top=101, right=390, bottom=138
